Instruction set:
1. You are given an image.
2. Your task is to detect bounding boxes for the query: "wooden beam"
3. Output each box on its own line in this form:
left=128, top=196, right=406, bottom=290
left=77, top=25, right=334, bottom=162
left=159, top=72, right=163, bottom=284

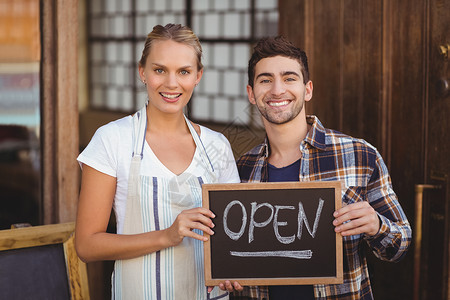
left=41, top=0, right=79, bottom=223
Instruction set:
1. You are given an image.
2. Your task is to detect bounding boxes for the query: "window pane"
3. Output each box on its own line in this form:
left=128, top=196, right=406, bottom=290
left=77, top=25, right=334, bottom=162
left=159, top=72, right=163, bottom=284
left=121, top=43, right=132, bottom=64
left=136, top=0, right=151, bottom=11
left=87, top=0, right=278, bottom=122
left=213, top=44, right=229, bottom=68
left=106, top=42, right=118, bottom=62
left=256, top=0, right=278, bottom=9
left=193, top=1, right=209, bottom=11
left=233, top=100, right=251, bottom=124
left=170, top=0, right=186, bottom=11
left=154, top=0, right=168, bottom=12
left=191, top=95, right=210, bottom=120
left=0, top=66, right=41, bottom=228
left=224, top=13, right=241, bottom=38
left=91, top=42, right=104, bottom=63
left=203, top=13, right=220, bottom=37
left=224, top=71, right=241, bottom=96
left=121, top=89, right=134, bottom=111
left=234, top=0, right=251, bottom=10
left=213, top=97, right=230, bottom=122
left=90, top=0, right=103, bottom=14
left=214, top=0, right=230, bottom=10
left=107, top=88, right=119, bottom=110
left=92, top=87, right=104, bottom=107
left=202, top=69, right=219, bottom=94
left=233, top=44, right=249, bottom=69
left=113, top=16, right=127, bottom=37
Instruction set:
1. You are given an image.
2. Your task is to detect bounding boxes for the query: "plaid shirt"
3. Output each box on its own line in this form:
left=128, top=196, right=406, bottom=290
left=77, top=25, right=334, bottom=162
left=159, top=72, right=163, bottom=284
left=230, top=116, right=411, bottom=300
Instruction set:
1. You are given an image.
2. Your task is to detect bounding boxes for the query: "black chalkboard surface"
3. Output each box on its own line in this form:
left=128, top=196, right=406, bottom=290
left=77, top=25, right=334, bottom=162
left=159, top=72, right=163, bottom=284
left=0, top=222, right=90, bottom=300
left=0, top=244, right=70, bottom=299
left=202, top=181, right=343, bottom=286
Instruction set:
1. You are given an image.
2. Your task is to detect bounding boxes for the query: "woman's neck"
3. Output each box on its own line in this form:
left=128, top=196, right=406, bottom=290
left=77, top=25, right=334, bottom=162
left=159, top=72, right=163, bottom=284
left=146, top=107, right=188, bottom=134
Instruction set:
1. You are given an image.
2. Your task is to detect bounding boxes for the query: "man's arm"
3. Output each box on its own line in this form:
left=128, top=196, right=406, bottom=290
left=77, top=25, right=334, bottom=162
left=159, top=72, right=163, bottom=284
left=333, top=153, right=412, bottom=262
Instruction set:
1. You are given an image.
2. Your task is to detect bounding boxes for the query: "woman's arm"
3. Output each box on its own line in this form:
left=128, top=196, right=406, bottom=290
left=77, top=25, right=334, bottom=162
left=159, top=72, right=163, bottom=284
left=75, top=165, right=215, bottom=263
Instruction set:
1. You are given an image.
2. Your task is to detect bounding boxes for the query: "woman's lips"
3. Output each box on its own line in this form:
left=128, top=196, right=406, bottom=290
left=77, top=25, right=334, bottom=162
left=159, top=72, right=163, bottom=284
left=160, top=92, right=182, bottom=102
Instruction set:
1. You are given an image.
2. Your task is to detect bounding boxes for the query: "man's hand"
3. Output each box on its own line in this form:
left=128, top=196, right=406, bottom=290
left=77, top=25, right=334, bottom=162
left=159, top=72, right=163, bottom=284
left=333, top=201, right=380, bottom=236
left=219, top=280, right=243, bottom=292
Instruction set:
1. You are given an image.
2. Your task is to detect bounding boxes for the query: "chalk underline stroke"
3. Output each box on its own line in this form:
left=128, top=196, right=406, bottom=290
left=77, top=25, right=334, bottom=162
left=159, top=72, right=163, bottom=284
left=230, top=250, right=313, bottom=259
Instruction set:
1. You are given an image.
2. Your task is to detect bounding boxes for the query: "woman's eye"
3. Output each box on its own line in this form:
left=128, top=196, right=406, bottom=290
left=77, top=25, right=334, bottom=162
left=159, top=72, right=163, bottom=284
left=155, top=69, right=164, bottom=74
left=180, top=70, right=189, bottom=75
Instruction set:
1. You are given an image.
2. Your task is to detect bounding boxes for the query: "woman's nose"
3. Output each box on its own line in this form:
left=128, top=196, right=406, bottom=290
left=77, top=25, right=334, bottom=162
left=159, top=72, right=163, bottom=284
left=165, top=73, right=178, bottom=88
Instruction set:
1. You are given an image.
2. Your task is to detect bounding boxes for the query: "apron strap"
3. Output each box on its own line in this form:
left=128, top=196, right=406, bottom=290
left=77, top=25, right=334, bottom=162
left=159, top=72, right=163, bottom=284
left=132, top=106, right=147, bottom=159
left=132, top=105, right=215, bottom=174
left=184, top=115, right=215, bottom=173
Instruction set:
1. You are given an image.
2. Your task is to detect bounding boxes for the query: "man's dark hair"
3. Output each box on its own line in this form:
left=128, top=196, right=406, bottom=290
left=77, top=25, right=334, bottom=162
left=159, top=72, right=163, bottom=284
left=248, top=36, right=310, bottom=87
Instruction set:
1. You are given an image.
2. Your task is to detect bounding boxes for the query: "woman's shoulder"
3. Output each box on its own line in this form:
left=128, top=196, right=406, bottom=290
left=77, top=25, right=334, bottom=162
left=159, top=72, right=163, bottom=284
left=199, top=125, right=229, bottom=144
left=94, top=115, right=133, bottom=138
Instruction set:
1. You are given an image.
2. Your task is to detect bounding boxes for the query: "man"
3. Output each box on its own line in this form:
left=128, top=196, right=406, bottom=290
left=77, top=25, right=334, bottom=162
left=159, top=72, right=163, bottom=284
left=230, top=36, right=412, bottom=299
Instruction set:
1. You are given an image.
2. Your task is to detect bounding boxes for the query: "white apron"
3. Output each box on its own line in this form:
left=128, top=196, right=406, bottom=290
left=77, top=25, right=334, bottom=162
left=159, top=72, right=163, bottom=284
left=112, top=106, right=228, bottom=300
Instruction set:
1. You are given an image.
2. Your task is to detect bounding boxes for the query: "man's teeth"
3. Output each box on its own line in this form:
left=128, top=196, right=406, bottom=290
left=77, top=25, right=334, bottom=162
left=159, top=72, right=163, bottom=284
left=161, top=93, right=181, bottom=99
left=269, top=100, right=289, bottom=107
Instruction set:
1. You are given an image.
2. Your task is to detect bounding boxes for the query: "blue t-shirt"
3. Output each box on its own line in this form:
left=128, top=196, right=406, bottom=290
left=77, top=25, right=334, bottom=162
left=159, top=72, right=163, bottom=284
left=267, top=159, right=315, bottom=300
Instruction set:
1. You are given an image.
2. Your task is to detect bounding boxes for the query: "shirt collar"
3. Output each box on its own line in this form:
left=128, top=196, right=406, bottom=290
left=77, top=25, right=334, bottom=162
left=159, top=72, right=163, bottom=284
left=305, top=115, right=327, bottom=151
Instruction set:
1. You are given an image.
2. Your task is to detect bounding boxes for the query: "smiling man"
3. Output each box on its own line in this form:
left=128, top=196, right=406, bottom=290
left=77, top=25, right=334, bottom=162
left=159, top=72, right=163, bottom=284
left=230, top=36, right=412, bottom=300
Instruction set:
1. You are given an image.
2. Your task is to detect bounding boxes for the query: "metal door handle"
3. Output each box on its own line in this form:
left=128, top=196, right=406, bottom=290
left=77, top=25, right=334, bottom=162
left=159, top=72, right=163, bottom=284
left=439, top=44, right=449, bottom=60
left=413, top=184, right=442, bottom=300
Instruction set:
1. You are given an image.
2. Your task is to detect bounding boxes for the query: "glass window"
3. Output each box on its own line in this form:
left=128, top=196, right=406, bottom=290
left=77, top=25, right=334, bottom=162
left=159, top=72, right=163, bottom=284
left=87, top=0, right=278, bottom=126
left=0, top=0, right=41, bottom=229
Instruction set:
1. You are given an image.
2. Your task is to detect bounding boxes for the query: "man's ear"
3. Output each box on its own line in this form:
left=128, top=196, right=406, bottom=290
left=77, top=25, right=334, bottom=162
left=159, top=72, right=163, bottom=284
left=247, top=85, right=256, bottom=105
left=304, top=80, right=313, bottom=102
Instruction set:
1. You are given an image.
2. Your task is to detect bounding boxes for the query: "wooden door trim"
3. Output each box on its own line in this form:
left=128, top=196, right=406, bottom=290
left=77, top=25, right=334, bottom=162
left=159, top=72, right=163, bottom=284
left=41, top=0, right=79, bottom=224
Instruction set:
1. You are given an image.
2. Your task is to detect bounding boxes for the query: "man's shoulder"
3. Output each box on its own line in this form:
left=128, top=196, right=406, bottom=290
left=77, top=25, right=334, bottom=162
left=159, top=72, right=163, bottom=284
left=237, top=143, right=265, bottom=163
left=323, top=127, right=378, bottom=153
left=309, top=116, right=377, bottom=153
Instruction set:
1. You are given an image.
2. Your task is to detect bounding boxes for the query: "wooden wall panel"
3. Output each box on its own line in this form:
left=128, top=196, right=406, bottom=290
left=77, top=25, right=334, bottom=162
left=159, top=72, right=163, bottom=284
left=387, top=0, right=427, bottom=255
left=279, top=1, right=432, bottom=299
left=309, top=1, right=342, bottom=129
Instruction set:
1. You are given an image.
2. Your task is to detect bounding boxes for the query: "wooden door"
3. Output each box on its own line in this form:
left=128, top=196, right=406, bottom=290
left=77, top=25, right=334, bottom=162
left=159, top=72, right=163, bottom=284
left=279, top=0, right=449, bottom=299
left=416, top=0, right=450, bottom=299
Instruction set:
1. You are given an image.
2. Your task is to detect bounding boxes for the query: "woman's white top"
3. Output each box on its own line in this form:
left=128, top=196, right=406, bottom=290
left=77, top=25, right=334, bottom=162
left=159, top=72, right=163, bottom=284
left=77, top=115, right=240, bottom=234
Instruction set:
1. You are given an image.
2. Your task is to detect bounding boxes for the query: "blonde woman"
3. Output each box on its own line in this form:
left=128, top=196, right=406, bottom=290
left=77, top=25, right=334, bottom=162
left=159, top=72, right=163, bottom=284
left=76, top=24, right=242, bottom=299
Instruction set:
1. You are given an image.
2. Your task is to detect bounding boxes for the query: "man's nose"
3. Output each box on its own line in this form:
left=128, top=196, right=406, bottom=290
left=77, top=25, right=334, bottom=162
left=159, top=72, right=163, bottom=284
left=270, top=79, right=286, bottom=96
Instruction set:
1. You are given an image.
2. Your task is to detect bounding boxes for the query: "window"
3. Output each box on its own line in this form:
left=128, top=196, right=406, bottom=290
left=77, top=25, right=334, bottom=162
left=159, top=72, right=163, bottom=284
left=88, top=0, right=278, bottom=126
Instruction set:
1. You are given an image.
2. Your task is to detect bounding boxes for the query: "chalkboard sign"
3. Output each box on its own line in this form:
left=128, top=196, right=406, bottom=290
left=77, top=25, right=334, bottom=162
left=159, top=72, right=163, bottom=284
left=202, top=181, right=343, bottom=286
left=0, top=222, right=90, bottom=300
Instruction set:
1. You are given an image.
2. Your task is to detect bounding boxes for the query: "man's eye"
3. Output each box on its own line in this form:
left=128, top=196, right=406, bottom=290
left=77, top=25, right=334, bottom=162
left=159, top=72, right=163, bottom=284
left=286, top=77, right=296, bottom=82
left=260, top=79, right=270, bottom=83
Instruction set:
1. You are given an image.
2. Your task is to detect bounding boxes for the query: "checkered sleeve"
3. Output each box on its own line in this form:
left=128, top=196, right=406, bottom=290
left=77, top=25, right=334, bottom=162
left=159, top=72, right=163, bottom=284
left=364, top=152, right=412, bottom=262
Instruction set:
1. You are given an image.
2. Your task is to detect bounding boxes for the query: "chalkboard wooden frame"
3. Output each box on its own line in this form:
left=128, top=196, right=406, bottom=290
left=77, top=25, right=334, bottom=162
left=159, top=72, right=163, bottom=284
left=0, top=222, right=90, bottom=299
left=202, top=181, right=343, bottom=286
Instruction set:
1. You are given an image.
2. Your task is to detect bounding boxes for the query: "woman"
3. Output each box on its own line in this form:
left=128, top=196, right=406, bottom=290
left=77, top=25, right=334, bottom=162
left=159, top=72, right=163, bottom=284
left=76, top=24, right=241, bottom=299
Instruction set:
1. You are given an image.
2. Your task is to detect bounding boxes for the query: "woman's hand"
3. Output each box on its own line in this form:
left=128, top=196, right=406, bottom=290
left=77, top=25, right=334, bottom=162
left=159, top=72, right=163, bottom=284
left=165, top=207, right=216, bottom=246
